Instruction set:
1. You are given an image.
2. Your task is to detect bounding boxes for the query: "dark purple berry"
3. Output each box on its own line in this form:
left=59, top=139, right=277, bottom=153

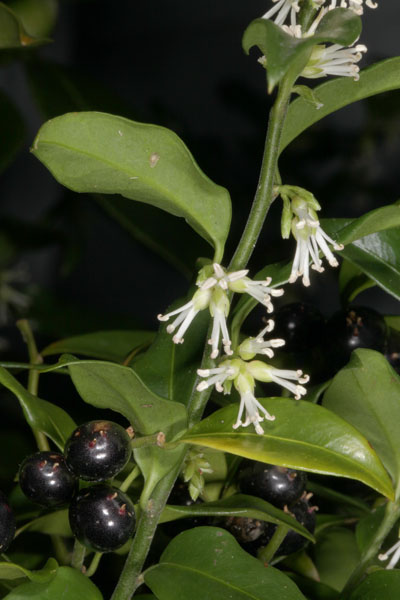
left=238, top=462, right=307, bottom=508
left=273, top=303, right=325, bottom=353
left=19, top=451, right=77, bottom=507
left=262, top=496, right=317, bottom=556
left=65, top=420, right=132, bottom=481
left=69, top=485, right=136, bottom=552
left=325, top=306, right=387, bottom=371
left=0, top=491, right=15, bottom=552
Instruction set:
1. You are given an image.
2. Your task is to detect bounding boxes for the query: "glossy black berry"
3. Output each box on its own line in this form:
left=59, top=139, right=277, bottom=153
left=238, top=462, right=307, bottom=508
left=19, top=451, right=77, bottom=507
left=69, top=484, right=136, bottom=552
left=273, top=303, right=325, bottom=353
left=325, top=306, right=388, bottom=371
left=0, top=491, right=15, bottom=552
left=65, top=420, right=132, bottom=481
left=262, top=497, right=316, bottom=556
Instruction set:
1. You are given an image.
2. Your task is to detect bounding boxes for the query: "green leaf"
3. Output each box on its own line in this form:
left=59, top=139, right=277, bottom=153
left=0, top=1, right=49, bottom=48
left=31, top=111, right=231, bottom=260
left=313, top=528, right=360, bottom=592
left=161, top=493, right=314, bottom=542
left=243, top=9, right=361, bottom=92
left=3, top=566, right=103, bottom=599
left=0, top=559, right=57, bottom=583
left=281, top=57, right=400, bottom=153
left=176, top=397, right=394, bottom=499
left=323, top=349, right=400, bottom=489
left=41, top=330, right=155, bottom=363
left=145, top=527, right=307, bottom=600
left=133, top=310, right=208, bottom=406
left=349, top=570, right=400, bottom=600
left=355, top=505, right=385, bottom=554
left=65, top=356, right=187, bottom=436
left=386, top=315, right=400, bottom=333
left=0, top=365, right=76, bottom=450
left=339, top=261, right=375, bottom=305
left=0, top=90, right=25, bottom=174
left=15, top=510, right=71, bottom=538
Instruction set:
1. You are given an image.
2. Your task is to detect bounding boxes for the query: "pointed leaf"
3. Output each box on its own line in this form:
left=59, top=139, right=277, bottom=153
left=160, top=493, right=314, bottom=542
left=3, top=566, right=103, bottom=599
left=31, top=112, right=231, bottom=260
left=145, top=527, right=307, bottom=600
left=176, top=397, right=394, bottom=499
left=243, top=9, right=361, bottom=92
left=0, top=365, right=76, bottom=450
left=281, top=58, right=400, bottom=153
left=41, top=329, right=154, bottom=362
left=323, top=349, right=400, bottom=488
left=0, top=559, right=57, bottom=583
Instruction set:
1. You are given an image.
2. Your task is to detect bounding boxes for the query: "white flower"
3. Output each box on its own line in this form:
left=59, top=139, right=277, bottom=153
left=288, top=199, right=344, bottom=287
left=302, top=43, right=367, bottom=80
left=379, top=539, right=400, bottom=570
left=328, top=0, right=378, bottom=15
left=238, top=321, right=285, bottom=360
left=158, top=286, right=212, bottom=344
left=262, top=0, right=300, bottom=27
left=247, top=360, right=309, bottom=399
left=229, top=276, right=284, bottom=313
left=197, top=357, right=309, bottom=435
left=208, top=287, right=233, bottom=359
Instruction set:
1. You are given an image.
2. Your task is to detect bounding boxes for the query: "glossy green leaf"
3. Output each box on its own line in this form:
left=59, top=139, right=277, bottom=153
left=31, top=111, right=231, bottom=260
left=41, top=330, right=154, bottom=363
left=0, top=91, right=25, bottom=174
left=133, top=310, right=208, bottom=406
left=15, top=510, right=71, bottom=538
left=177, top=397, right=394, bottom=499
left=323, top=349, right=400, bottom=488
left=243, top=9, right=361, bottom=92
left=281, top=58, right=400, bottom=153
left=145, top=527, right=307, bottom=600
left=0, top=1, right=49, bottom=48
left=0, top=559, right=57, bottom=583
left=314, top=528, right=360, bottom=592
left=3, top=566, right=103, bottom=599
left=349, top=570, right=400, bottom=600
left=161, top=494, right=314, bottom=542
left=0, top=365, right=76, bottom=450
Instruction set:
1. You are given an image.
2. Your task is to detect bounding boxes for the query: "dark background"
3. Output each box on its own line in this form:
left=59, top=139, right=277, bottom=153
left=1, top=0, right=400, bottom=339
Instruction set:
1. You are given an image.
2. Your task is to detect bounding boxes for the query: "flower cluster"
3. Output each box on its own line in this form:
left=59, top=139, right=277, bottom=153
left=261, top=0, right=372, bottom=81
left=278, top=185, right=344, bottom=287
left=158, top=263, right=283, bottom=358
left=197, top=322, right=309, bottom=435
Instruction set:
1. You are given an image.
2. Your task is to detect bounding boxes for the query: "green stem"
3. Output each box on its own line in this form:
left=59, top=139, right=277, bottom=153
left=85, top=552, right=102, bottom=578
left=71, top=539, right=86, bottom=571
left=258, top=524, right=289, bottom=564
left=111, top=450, right=186, bottom=600
left=130, top=433, right=166, bottom=451
left=119, top=466, right=141, bottom=494
left=16, top=320, right=49, bottom=451
left=228, top=78, right=293, bottom=273
left=342, top=500, right=400, bottom=598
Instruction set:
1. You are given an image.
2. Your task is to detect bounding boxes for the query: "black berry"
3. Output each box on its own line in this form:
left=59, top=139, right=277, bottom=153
left=325, top=306, right=387, bottom=371
left=0, top=491, right=15, bottom=552
left=19, top=451, right=77, bottom=507
left=65, top=420, right=132, bottom=481
left=69, top=485, right=136, bottom=552
left=272, top=303, right=325, bottom=353
left=238, top=462, right=307, bottom=508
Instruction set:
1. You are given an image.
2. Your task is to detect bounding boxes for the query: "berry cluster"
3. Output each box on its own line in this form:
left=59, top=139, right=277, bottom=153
left=18, top=420, right=136, bottom=553
left=225, top=461, right=317, bottom=558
